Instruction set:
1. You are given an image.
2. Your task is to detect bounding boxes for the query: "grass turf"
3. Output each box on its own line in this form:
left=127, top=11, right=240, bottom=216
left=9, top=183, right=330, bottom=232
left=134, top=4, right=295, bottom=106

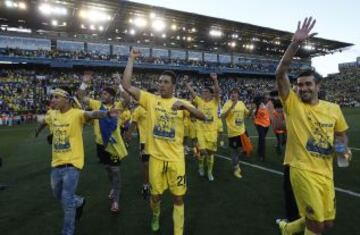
left=0, top=108, right=359, bottom=235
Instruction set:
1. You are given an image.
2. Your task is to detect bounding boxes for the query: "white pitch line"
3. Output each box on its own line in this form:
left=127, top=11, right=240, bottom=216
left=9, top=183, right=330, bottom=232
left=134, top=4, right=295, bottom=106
left=215, top=153, right=360, bottom=198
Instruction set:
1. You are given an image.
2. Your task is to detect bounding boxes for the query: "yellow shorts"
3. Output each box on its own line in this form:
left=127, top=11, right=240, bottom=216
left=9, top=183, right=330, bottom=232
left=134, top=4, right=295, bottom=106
left=290, top=167, right=335, bottom=222
left=149, top=157, right=187, bottom=196
left=197, top=131, right=218, bottom=151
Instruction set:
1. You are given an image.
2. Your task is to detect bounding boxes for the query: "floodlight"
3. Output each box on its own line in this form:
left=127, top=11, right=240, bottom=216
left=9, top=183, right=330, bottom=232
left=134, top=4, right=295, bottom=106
left=51, top=20, right=58, bottom=26
left=133, top=17, right=147, bottom=28
left=171, top=24, right=177, bottom=30
left=152, top=19, right=166, bottom=32
left=209, top=29, right=222, bottom=37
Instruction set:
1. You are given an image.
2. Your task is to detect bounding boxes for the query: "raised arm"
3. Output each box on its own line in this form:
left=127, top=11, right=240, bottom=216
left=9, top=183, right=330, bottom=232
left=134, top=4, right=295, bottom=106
left=221, top=101, right=237, bottom=119
left=275, top=17, right=317, bottom=100
left=210, top=72, right=220, bottom=100
left=84, top=109, right=121, bottom=122
left=184, top=75, right=197, bottom=98
left=77, top=71, right=93, bottom=106
left=172, top=100, right=206, bottom=121
left=113, top=73, right=131, bottom=107
left=122, top=49, right=141, bottom=101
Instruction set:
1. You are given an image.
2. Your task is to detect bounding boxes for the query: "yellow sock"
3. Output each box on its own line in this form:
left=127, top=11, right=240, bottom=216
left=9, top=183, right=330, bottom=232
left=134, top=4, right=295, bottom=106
left=305, top=227, right=319, bottom=235
left=150, top=199, right=161, bottom=217
left=173, top=204, right=184, bottom=235
left=207, top=154, right=214, bottom=173
left=286, top=217, right=305, bottom=233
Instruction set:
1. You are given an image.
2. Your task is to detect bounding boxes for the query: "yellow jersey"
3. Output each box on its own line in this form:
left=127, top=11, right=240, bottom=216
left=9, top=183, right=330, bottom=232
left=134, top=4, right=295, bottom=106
left=45, top=109, right=56, bottom=134
left=120, top=109, right=131, bottom=128
left=139, top=90, right=191, bottom=162
left=132, top=105, right=147, bottom=144
left=281, top=90, right=348, bottom=179
left=217, top=118, right=224, bottom=133
left=193, top=96, right=219, bottom=132
left=88, top=99, right=124, bottom=145
left=221, top=100, right=249, bottom=137
left=48, top=108, right=86, bottom=169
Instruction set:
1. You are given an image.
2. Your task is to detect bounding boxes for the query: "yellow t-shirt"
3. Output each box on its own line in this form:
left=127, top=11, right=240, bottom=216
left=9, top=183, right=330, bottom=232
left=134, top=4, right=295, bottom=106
left=132, top=105, right=147, bottom=144
left=49, top=108, right=86, bottom=169
left=221, top=100, right=249, bottom=137
left=88, top=99, right=124, bottom=145
left=217, top=118, right=224, bottom=133
left=120, top=109, right=132, bottom=128
left=193, top=96, right=219, bottom=132
left=45, top=109, right=56, bottom=134
left=281, top=90, right=348, bottom=179
left=139, top=90, right=191, bottom=162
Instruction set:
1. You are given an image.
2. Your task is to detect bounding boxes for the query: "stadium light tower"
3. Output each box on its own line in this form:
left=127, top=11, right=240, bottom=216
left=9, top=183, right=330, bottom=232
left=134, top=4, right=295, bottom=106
left=5, top=0, right=27, bottom=10
left=209, top=29, right=223, bottom=37
left=79, top=9, right=112, bottom=22
left=152, top=19, right=166, bottom=32
left=132, top=17, right=148, bottom=28
left=39, top=3, right=67, bottom=16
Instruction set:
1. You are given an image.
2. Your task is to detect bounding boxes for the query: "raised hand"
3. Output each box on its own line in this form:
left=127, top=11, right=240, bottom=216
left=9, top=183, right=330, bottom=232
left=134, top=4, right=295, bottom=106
left=130, top=48, right=141, bottom=59
left=184, top=75, right=192, bottom=86
left=292, top=17, right=317, bottom=44
left=210, top=72, right=218, bottom=81
left=83, top=71, right=93, bottom=84
left=172, top=100, right=185, bottom=111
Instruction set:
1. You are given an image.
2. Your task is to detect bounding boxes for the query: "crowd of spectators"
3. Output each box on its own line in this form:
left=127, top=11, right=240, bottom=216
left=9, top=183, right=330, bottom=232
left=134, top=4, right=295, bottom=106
left=0, top=47, right=308, bottom=75
left=1, top=66, right=359, bottom=126
left=322, top=67, right=360, bottom=107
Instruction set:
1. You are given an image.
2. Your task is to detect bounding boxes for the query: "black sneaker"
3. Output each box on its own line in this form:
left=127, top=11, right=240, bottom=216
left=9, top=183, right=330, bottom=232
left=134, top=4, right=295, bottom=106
left=76, top=198, right=86, bottom=221
left=141, top=185, right=150, bottom=200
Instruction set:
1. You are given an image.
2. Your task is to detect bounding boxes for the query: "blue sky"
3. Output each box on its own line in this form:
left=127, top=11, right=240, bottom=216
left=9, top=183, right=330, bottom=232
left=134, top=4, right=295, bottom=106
left=130, top=0, right=360, bottom=76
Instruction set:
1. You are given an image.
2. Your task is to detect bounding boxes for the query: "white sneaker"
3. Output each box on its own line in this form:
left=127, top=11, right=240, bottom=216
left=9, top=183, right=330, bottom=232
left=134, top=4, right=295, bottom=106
left=207, top=172, right=214, bottom=181
left=198, top=167, right=205, bottom=176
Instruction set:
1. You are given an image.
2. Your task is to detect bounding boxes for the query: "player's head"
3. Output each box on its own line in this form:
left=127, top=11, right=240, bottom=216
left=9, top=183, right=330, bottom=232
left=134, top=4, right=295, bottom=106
left=296, top=69, right=322, bottom=103
left=101, top=87, right=116, bottom=104
left=253, top=95, right=265, bottom=108
left=158, top=70, right=176, bottom=98
left=229, top=88, right=240, bottom=101
left=50, top=87, right=72, bottom=110
left=201, top=86, right=213, bottom=100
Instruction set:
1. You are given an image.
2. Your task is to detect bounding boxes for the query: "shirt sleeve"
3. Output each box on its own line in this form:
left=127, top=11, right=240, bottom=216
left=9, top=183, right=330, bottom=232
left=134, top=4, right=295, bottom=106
left=334, top=104, right=349, bottom=132
left=280, top=89, right=299, bottom=115
left=88, top=99, right=101, bottom=111
left=193, top=96, right=201, bottom=106
left=139, top=90, right=154, bottom=110
left=132, top=108, right=139, bottom=123
left=78, top=110, right=86, bottom=125
left=221, top=101, right=230, bottom=115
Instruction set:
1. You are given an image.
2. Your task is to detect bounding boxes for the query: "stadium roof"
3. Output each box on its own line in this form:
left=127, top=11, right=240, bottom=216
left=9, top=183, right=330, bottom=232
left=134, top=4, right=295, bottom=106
left=0, top=0, right=353, bottom=58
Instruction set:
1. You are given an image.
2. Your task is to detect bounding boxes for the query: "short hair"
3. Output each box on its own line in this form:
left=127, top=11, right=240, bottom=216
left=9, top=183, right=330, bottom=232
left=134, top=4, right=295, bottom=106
left=229, top=88, right=240, bottom=96
left=160, top=70, right=177, bottom=84
left=296, top=69, right=322, bottom=84
left=59, top=86, right=72, bottom=95
left=147, top=87, right=157, bottom=94
left=202, top=86, right=214, bottom=94
left=102, top=87, right=116, bottom=97
left=273, top=99, right=283, bottom=109
left=269, top=90, right=278, bottom=97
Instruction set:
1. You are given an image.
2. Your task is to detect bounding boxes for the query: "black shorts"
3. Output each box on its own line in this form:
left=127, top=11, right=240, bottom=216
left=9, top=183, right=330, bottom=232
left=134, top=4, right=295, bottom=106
left=96, top=144, right=121, bottom=166
left=140, top=143, right=150, bottom=163
left=228, top=136, right=243, bottom=149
